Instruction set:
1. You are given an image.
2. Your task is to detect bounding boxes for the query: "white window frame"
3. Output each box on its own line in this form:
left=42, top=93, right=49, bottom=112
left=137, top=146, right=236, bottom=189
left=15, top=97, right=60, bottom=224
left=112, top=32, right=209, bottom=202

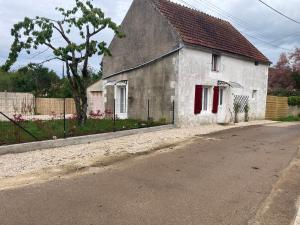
left=114, top=81, right=128, bottom=119
left=202, top=86, right=211, bottom=112
left=219, top=88, right=224, bottom=106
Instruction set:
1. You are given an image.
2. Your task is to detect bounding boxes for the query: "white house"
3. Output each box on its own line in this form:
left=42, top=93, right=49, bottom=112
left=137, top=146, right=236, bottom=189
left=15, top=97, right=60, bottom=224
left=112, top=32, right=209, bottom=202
left=90, top=0, right=270, bottom=126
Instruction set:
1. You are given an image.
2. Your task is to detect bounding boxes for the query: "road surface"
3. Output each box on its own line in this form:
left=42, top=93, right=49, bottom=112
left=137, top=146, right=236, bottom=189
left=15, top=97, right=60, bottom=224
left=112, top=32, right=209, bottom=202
left=0, top=123, right=300, bottom=225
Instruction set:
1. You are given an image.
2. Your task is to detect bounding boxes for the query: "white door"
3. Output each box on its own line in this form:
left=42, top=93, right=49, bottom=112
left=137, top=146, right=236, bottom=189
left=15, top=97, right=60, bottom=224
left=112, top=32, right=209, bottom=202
left=217, top=88, right=228, bottom=123
left=115, top=84, right=128, bottom=119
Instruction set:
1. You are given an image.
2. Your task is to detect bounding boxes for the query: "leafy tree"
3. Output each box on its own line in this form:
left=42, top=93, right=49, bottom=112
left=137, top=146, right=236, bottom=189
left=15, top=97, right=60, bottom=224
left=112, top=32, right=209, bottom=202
left=291, top=71, right=300, bottom=90
left=290, top=48, right=300, bottom=72
left=269, top=48, right=300, bottom=94
left=0, top=71, right=14, bottom=92
left=16, top=64, right=61, bottom=97
left=1, top=0, right=124, bottom=125
left=275, top=53, right=290, bottom=70
left=0, top=64, right=61, bottom=97
left=54, top=78, right=73, bottom=98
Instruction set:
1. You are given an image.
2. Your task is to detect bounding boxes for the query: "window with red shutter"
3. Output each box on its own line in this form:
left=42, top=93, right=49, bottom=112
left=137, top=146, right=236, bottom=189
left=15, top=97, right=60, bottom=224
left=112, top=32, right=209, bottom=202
left=194, top=85, right=203, bottom=114
left=212, top=86, right=219, bottom=114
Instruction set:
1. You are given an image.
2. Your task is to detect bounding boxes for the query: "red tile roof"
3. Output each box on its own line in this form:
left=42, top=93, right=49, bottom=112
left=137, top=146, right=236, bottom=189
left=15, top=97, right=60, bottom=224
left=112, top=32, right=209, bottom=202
left=152, top=0, right=270, bottom=63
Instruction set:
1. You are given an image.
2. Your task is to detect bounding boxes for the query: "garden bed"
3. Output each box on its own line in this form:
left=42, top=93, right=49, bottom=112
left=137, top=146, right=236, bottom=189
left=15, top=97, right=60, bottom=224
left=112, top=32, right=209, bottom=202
left=278, top=115, right=300, bottom=122
left=0, top=118, right=166, bottom=146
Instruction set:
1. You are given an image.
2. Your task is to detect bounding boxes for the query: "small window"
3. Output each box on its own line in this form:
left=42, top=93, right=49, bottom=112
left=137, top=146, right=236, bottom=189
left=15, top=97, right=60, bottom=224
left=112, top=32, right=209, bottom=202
left=202, top=87, right=209, bottom=111
left=219, top=88, right=224, bottom=106
left=212, top=54, right=220, bottom=72
left=252, top=90, right=257, bottom=99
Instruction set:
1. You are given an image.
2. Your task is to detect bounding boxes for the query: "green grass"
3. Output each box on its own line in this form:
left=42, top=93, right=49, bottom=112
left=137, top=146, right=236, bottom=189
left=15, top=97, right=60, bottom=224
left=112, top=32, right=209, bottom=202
left=278, top=115, right=300, bottom=122
left=0, top=119, right=166, bottom=146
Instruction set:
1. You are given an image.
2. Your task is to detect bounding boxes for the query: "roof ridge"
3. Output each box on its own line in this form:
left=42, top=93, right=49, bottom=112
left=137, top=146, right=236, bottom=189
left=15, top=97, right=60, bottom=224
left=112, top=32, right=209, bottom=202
left=156, top=0, right=229, bottom=24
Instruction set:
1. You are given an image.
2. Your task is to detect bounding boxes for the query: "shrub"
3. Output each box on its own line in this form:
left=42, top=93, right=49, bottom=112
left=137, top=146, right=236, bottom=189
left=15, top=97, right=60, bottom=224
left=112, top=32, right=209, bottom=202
left=244, top=104, right=249, bottom=122
left=278, top=115, right=300, bottom=122
left=288, top=96, right=300, bottom=107
left=233, top=102, right=241, bottom=123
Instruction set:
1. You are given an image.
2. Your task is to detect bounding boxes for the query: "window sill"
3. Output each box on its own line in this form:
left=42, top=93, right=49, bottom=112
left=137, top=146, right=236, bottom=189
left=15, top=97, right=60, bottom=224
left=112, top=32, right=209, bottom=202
left=200, top=111, right=213, bottom=116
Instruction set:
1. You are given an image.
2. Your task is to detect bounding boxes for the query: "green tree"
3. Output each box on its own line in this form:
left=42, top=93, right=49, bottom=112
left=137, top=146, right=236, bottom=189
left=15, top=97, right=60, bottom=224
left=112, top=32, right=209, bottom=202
left=1, top=0, right=124, bottom=125
left=16, top=64, right=61, bottom=97
left=291, top=71, right=300, bottom=90
left=0, top=64, right=62, bottom=96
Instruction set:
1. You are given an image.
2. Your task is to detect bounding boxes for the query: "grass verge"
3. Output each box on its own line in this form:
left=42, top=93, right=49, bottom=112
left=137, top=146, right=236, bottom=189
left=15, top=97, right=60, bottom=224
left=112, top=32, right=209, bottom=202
left=0, top=118, right=166, bottom=146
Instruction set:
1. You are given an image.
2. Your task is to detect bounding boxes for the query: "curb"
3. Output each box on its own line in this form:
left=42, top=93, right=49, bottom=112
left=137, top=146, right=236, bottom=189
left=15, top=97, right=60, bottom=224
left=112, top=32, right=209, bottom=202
left=0, top=125, right=175, bottom=156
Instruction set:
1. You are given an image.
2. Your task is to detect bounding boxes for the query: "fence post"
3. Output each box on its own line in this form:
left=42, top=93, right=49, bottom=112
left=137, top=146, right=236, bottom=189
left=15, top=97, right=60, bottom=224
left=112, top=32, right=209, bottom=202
left=113, top=98, right=116, bottom=132
left=172, top=100, right=175, bottom=125
left=63, top=98, right=66, bottom=138
left=147, top=99, right=150, bottom=126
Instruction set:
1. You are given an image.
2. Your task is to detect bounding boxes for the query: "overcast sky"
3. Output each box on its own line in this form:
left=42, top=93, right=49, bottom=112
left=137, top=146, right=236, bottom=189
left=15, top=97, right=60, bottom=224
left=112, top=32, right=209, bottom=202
left=0, top=0, right=299, bottom=75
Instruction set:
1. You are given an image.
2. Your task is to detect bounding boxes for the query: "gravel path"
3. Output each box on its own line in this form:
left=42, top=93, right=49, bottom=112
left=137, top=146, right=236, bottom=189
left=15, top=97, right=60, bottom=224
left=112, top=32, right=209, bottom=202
left=0, top=120, right=274, bottom=180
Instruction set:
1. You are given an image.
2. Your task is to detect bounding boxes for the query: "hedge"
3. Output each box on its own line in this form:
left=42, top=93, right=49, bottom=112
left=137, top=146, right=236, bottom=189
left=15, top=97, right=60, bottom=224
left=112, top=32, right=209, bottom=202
left=288, top=96, right=300, bottom=107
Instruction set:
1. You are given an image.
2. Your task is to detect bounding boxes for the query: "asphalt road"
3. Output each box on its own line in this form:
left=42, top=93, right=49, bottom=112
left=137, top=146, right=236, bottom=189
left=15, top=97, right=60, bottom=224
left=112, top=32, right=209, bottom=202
left=1, top=123, right=300, bottom=225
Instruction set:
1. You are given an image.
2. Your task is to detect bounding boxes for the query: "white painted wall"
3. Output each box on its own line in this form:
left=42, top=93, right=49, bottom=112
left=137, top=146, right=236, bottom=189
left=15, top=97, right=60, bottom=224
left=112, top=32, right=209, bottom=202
left=176, top=47, right=269, bottom=127
left=87, top=80, right=105, bottom=115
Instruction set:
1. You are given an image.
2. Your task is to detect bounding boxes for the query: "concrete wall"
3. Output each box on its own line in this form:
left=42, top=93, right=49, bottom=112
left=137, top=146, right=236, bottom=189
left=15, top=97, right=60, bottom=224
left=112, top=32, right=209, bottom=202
left=102, top=0, right=180, bottom=77
left=176, top=47, right=269, bottom=126
left=87, top=80, right=105, bottom=114
left=104, top=53, right=178, bottom=122
left=0, top=92, right=35, bottom=117
left=288, top=106, right=300, bottom=117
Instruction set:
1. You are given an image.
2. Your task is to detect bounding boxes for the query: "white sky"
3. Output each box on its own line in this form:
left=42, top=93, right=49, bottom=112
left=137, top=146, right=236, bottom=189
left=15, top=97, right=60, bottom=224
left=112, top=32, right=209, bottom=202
left=0, top=0, right=300, bottom=75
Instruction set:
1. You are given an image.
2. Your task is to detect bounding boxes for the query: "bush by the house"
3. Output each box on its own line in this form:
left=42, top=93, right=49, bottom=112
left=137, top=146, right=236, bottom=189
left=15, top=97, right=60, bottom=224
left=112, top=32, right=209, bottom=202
left=288, top=96, right=300, bottom=107
left=278, top=115, right=300, bottom=122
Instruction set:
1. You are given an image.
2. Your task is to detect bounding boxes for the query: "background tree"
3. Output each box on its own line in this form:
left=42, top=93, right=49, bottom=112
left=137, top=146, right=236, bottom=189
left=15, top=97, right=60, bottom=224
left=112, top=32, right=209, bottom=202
left=1, top=0, right=124, bottom=125
left=290, top=48, right=300, bottom=72
left=0, top=64, right=61, bottom=96
left=268, top=48, right=300, bottom=95
left=16, top=64, right=61, bottom=97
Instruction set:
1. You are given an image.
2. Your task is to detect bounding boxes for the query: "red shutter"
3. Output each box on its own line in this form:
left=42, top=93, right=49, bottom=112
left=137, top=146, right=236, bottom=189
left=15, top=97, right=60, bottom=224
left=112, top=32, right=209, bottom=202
left=212, top=86, right=219, bottom=114
left=194, top=85, right=203, bottom=114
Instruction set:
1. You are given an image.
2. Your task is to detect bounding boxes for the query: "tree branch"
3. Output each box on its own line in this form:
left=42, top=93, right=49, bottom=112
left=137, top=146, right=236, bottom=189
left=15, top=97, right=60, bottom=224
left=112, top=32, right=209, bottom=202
left=89, top=25, right=106, bottom=37
left=37, top=57, right=63, bottom=65
left=56, top=22, right=72, bottom=45
left=82, top=25, right=90, bottom=77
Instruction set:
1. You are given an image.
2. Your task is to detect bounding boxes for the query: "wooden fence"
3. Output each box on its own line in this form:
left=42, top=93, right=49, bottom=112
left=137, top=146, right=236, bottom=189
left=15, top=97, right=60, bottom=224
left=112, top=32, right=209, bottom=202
left=36, top=98, right=76, bottom=115
left=265, top=96, right=288, bottom=120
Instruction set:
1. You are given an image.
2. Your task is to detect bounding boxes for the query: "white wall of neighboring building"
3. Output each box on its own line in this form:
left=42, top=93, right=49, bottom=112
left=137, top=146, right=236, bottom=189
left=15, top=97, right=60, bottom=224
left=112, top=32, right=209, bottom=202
left=176, top=47, right=269, bottom=127
left=87, top=80, right=105, bottom=115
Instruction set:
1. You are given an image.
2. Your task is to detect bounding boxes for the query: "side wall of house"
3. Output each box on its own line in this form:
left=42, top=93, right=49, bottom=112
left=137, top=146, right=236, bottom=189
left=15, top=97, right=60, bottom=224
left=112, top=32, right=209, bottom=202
left=102, top=0, right=180, bottom=77
left=104, top=53, right=178, bottom=122
left=177, top=47, right=269, bottom=126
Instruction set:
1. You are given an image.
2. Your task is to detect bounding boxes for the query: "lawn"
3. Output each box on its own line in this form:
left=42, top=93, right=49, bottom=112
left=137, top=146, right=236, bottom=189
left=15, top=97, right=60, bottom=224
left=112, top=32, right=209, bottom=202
left=0, top=118, right=166, bottom=146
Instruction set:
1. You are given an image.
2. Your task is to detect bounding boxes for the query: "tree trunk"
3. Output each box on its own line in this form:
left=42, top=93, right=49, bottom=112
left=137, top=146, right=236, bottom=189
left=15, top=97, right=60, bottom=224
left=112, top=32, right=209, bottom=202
left=73, top=91, right=88, bottom=126
left=66, top=63, right=88, bottom=126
